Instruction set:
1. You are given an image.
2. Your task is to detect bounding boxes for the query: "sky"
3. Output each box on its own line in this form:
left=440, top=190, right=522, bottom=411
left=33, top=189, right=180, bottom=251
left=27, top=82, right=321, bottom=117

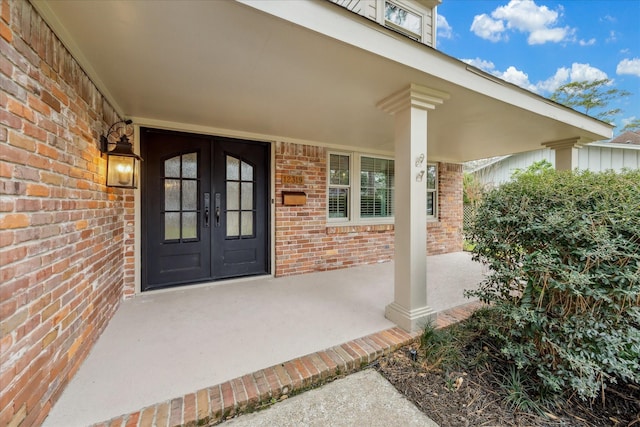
left=436, top=0, right=640, bottom=136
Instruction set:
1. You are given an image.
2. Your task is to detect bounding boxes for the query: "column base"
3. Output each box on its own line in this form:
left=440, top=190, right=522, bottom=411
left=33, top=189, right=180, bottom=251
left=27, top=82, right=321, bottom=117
left=385, top=302, right=436, bottom=333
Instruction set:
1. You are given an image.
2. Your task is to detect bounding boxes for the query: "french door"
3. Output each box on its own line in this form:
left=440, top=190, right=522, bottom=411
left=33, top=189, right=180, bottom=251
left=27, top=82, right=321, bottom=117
left=141, top=129, right=269, bottom=291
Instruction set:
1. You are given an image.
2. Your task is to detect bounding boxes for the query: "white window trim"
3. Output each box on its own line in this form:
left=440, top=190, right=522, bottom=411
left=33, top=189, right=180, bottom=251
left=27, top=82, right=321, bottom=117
left=327, top=151, right=396, bottom=226
left=377, top=0, right=429, bottom=42
left=426, top=162, right=438, bottom=220
left=327, top=151, right=353, bottom=222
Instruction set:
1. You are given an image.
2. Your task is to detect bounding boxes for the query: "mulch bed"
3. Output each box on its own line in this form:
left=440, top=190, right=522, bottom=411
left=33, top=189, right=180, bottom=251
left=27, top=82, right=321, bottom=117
left=376, top=340, right=640, bottom=427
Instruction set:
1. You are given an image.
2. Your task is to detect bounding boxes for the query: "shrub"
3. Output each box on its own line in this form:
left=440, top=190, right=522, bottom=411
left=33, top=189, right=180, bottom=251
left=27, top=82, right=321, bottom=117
left=466, top=168, right=640, bottom=400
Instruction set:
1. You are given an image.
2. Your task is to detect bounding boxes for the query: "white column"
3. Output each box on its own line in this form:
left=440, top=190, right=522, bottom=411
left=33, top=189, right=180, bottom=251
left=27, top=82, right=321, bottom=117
left=542, top=137, right=585, bottom=171
left=377, top=84, right=449, bottom=332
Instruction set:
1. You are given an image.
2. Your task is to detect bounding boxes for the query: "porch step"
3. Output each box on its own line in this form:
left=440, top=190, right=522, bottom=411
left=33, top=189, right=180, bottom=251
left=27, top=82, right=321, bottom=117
left=91, top=302, right=480, bottom=427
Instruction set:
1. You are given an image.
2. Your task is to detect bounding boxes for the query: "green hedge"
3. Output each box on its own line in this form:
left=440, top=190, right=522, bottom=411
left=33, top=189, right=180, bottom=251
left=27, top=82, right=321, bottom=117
left=466, top=169, right=640, bottom=400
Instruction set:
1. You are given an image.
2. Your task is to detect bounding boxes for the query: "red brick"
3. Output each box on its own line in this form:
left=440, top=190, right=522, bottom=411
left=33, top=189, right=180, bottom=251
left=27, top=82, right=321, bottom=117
left=263, top=367, right=282, bottom=396
left=208, top=385, right=223, bottom=422
left=182, top=393, right=196, bottom=425
left=317, top=350, right=338, bottom=374
left=124, top=411, right=139, bottom=427
left=220, top=381, right=235, bottom=418
left=230, top=377, right=248, bottom=410
left=239, top=374, right=259, bottom=408
left=282, top=361, right=303, bottom=389
left=273, top=364, right=292, bottom=393
left=300, top=355, right=320, bottom=383
left=252, top=370, right=272, bottom=401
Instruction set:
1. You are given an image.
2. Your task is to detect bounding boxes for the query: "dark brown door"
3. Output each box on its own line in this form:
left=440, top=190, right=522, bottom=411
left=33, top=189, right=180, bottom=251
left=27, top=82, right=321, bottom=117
left=141, top=129, right=269, bottom=291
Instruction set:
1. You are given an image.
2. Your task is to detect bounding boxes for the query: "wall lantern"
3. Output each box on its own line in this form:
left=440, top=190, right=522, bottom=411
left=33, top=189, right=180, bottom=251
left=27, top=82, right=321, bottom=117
left=99, top=119, right=142, bottom=188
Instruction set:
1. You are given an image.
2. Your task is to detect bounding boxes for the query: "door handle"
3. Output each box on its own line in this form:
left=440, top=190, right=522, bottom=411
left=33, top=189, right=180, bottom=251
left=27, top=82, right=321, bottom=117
left=204, top=193, right=210, bottom=228
left=215, top=193, right=221, bottom=227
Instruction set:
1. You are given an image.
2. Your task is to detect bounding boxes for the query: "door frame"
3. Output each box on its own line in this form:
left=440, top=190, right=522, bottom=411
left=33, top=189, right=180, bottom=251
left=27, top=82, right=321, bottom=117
left=132, top=124, right=276, bottom=295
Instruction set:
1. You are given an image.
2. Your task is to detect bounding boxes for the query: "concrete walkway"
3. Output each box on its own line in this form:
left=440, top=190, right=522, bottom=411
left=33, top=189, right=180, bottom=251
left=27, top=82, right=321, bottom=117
left=223, top=369, right=438, bottom=427
left=43, top=253, right=485, bottom=426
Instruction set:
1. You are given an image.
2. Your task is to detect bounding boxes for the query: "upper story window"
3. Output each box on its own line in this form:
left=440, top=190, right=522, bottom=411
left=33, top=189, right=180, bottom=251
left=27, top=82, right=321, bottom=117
left=385, top=1, right=422, bottom=40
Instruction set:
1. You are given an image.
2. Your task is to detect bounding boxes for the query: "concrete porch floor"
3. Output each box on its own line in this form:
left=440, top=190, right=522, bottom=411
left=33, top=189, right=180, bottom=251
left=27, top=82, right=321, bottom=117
left=43, top=252, right=486, bottom=427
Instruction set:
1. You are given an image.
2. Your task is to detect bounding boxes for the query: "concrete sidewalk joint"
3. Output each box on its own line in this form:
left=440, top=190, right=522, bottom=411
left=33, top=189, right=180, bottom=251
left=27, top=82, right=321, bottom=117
left=90, top=302, right=482, bottom=427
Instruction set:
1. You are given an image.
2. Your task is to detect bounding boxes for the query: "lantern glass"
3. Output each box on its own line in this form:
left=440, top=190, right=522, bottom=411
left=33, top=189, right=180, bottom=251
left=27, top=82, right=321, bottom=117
left=106, top=154, right=138, bottom=188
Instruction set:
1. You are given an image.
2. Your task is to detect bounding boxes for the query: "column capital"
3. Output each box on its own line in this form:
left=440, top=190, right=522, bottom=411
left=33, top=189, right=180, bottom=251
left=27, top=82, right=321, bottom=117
left=541, top=137, right=587, bottom=150
left=377, top=84, right=449, bottom=115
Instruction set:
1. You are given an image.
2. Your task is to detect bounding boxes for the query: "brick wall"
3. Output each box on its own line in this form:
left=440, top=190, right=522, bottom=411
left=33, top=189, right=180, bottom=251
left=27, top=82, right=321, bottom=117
left=428, top=162, right=463, bottom=254
left=274, top=141, right=462, bottom=277
left=275, top=142, right=395, bottom=276
left=0, top=1, right=133, bottom=425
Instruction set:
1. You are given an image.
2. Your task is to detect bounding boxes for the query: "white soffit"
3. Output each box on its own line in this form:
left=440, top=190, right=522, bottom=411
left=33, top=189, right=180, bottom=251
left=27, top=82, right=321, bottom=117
left=34, top=0, right=612, bottom=162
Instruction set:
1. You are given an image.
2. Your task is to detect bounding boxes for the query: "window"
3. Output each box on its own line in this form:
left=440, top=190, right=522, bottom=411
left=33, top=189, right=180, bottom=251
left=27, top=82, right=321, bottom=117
left=328, top=152, right=395, bottom=223
left=426, top=163, right=437, bottom=218
left=360, top=157, right=394, bottom=218
left=328, top=153, right=350, bottom=219
left=384, top=1, right=422, bottom=40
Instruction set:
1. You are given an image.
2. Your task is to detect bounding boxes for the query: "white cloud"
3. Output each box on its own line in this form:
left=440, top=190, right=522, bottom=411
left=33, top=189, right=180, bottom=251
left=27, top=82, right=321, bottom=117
left=579, top=38, right=596, bottom=46
left=601, top=15, right=616, bottom=24
left=461, top=57, right=496, bottom=72
left=568, top=63, right=609, bottom=82
left=470, top=0, right=574, bottom=45
left=437, top=14, right=453, bottom=40
left=462, top=59, right=610, bottom=95
left=492, top=0, right=559, bottom=32
left=537, top=67, right=571, bottom=92
left=617, top=58, right=640, bottom=77
left=470, top=14, right=505, bottom=42
left=528, top=27, right=570, bottom=45
left=496, top=66, right=537, bottom=91
left=606, top=30, right=618, bottom=43
left=536, top=63, right=609, bottom=93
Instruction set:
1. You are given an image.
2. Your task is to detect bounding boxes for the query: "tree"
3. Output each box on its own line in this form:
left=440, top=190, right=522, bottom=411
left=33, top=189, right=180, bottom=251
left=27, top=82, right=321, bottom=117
left=622, top=118, right=640, bottom=133
left=550, top=79, right=631, bottom=123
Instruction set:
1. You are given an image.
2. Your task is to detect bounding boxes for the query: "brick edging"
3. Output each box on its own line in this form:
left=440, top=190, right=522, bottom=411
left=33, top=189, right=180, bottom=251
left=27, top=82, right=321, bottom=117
left=90, top=302, right=480, bottom=427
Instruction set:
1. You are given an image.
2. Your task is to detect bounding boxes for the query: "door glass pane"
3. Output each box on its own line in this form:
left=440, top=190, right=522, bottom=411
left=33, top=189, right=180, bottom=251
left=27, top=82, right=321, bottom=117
left=182, top=153, right=198, bottom=179
left=165, top=179, right=180, bottom=210
left=227, top=155, right=239, bottom=180
left=165, top=156, right=180, bottom=178
left=241, top=182, right=253, bottom=210
left=227, top=211, right=239, bottom=237
left=182, top=212, right=197, bottom=239
left=241, top=211, right=253, bottom=236
left=227, top=182, right=239, bottom=210
left=165, top=212, right=180, bottom=240
left=182, top=180, right=197, bottom=210
left=241, top=161, right=253, bottom=180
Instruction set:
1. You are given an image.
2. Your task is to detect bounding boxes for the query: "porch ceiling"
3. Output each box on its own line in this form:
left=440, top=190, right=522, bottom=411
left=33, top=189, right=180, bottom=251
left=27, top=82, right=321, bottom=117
left=34, top=0, right=612, bottom=162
